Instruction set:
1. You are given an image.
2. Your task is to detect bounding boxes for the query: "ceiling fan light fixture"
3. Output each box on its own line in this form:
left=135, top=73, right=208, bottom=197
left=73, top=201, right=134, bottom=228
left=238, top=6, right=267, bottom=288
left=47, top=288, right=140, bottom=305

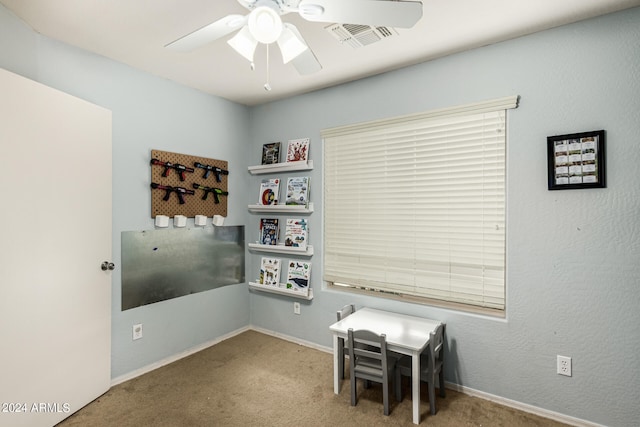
left=277, top=26, right=309, bottom=64
left=248, top=6, right=283, bottom=44
left=227, top=26, right=258, bottom=62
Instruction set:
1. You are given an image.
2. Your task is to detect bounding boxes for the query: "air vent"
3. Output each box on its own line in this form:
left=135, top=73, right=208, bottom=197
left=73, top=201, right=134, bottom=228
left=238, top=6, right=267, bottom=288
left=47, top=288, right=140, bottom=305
left=325, top=23, right=398, bottom=49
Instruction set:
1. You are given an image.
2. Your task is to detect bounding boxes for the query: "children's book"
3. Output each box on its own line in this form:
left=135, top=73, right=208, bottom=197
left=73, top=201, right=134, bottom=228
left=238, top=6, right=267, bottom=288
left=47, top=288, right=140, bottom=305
left=260, top=257, right=281, bottom=287
left=284, top=218, right=308, bottom=249
left=286, top=261, right=311, bottom=291
left=259, top=218, right=279, bottom=245
left=285, top=176, right=310, bottom=207
left=258, top=178, right=280, bottom=205
left=261, top=142, right=281, bottom=165
left=285, top=138, right=310, bottom=163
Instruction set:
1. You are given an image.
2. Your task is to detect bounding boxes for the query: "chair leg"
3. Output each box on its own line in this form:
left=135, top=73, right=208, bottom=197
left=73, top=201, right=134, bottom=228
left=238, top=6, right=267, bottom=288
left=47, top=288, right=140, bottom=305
left=337, top=338, right=345, bottom=379
left=350, top=372, right=357, bottom=407
left=383, top=380, right=390, bottom=416
left=428, top=376, right=436, bottom=415
left=394, top=369, right=402, bottom=402
left=439, top=369, right=446, bottom=398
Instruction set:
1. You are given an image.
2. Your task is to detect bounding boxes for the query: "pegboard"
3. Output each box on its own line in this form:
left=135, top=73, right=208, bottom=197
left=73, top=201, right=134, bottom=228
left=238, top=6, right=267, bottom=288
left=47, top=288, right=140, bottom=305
left=150, top=149, right=228, bottom=218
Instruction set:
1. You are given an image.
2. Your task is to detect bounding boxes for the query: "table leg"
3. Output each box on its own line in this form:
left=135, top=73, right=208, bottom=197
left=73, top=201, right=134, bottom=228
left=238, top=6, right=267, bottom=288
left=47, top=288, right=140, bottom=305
left=412, top=350, right=420, bottom=424
left=333, top=334, right=340, bottom=394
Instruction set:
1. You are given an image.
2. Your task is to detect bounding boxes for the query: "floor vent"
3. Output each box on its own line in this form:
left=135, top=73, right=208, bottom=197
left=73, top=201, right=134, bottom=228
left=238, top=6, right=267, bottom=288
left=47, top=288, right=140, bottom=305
left=325, top=23, right=398, bottom=48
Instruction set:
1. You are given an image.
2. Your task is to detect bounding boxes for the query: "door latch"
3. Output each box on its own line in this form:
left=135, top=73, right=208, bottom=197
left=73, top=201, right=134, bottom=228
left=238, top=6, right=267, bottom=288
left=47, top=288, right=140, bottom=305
left=101, top=261, right=115, bottom=271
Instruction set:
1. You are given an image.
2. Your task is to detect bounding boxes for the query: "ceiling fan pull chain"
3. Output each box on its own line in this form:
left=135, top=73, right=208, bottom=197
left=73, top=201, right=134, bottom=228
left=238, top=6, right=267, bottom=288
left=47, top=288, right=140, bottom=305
left=264, top=43, right=272, bottom=91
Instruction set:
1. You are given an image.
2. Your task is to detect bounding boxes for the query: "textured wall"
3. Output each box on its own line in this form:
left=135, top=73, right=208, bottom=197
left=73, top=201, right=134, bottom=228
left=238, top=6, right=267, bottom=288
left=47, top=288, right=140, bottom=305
left=247, top=7, right=640, bottom=427
left=2, top=3, right=639, bottom=425
left=0, top=4, right=252, bottom=379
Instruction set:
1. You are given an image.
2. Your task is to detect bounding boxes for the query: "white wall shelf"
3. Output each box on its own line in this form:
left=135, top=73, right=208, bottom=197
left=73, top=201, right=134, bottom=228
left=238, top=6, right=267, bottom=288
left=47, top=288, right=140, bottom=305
left=248, top=243, right=314, bottom=256
left=248, top=282, right=313, bottom=300
left=248, top=160, right=313, bottom=175
left=248, top=202, right=313, bottom=214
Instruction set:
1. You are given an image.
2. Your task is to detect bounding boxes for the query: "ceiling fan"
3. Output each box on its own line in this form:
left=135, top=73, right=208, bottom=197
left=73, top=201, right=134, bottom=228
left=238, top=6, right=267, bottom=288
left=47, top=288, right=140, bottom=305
left=166, top=0, right=423, bottom=76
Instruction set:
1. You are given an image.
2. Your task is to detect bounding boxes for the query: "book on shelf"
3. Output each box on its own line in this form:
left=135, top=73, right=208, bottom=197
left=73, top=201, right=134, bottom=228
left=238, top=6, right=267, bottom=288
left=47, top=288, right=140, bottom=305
left=285, top=137, right=310, bottom=163
left=259, top=218, right=279, bottom=245
left=286, top=261, right=311, bottom=291
left=285, top=176, right=310, bottom=207
left=258, top=178, right=280, bottom=205
left=260, top=257, right=281, bottom=287
left=261, top=142, right=281, bottom=165
left=284, top=218, right=308, bottom=249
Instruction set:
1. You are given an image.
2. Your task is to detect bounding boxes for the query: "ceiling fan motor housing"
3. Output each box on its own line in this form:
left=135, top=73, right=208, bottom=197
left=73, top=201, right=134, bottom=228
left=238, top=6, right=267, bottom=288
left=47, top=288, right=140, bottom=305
left=239, top=0, right=287, bottom=14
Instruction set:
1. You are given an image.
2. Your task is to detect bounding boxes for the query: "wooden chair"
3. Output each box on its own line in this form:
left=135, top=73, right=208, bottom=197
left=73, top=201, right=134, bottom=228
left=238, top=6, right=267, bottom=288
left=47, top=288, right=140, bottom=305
left=348, top=328, right=398, bottom=416
left=395, top=323, right=446, bottom=415
left=336, top=304, right=356, bottom=379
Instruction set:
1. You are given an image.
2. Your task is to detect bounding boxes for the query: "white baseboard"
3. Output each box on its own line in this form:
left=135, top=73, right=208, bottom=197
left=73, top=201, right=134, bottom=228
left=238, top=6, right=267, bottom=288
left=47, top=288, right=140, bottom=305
left=250, top=325, right=334, bottom=354
left=253, top=327, right=605, bottom=427
left=110, top=326, right=603, bottom=427
left=110, top=325, right=250, bottom=386
left=445, top=382, right=605, bottom=427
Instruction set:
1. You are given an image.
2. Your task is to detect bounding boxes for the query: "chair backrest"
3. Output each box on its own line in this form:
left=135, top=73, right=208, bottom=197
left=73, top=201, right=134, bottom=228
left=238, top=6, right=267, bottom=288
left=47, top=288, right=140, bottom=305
left=337, top=303, right=356, bottom=321
left=348, top=328, right=388, bottom=378
left=429, top=323, right=445, bottom=368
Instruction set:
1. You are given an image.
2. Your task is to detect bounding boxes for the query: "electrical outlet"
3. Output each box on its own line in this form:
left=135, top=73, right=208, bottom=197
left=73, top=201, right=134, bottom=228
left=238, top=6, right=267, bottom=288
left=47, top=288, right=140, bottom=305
left=293, top=302, right=301, bottom=315
left=557, top=355, right=571, bottom=376
left=133, top=323, right=143, bottom=340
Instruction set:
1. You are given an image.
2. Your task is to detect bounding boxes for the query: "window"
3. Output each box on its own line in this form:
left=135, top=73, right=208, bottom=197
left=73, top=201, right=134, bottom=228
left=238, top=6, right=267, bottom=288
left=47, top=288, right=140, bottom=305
left=322, top=96, right=519, bottom=313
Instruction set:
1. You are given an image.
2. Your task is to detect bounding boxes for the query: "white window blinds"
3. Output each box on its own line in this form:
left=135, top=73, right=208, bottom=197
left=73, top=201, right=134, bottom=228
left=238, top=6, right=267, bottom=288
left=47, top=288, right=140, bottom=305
left=322, top=96, right=518, bottom=310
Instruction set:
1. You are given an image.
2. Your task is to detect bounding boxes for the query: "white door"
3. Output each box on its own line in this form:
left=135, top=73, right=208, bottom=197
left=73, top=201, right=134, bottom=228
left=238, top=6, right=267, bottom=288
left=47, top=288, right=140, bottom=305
left=0, top=68, right=112, bottom=427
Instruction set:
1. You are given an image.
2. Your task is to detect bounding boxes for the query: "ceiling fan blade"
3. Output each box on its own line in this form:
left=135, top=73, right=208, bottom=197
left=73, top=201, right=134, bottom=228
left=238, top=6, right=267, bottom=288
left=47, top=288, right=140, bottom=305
left=165, top=14, right=248, bottom=52
left=286, top=24, right=322, bottom=75
left=298, top=0, right=422, bottom=28
left=277, top=24, right=309, bottom=64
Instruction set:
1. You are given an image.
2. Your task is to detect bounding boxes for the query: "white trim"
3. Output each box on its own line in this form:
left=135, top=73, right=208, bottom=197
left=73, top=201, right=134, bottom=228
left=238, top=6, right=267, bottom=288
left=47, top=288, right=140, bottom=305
left=445, top=382, right=606, bottom=427
left=110, top=326, right=601, bottom=427
left=110, top=325, right=250, bottom=386
left=321, top=95, right=519, bottom=138
left=250, top=328, right=602, bottom=427
left=249, top=326, right=333, bottom=354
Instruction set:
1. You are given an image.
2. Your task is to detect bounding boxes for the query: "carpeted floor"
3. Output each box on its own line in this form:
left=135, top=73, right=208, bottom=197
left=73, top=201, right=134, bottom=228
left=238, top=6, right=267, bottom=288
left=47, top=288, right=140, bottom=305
left=57, top=330, right=569, bottom=426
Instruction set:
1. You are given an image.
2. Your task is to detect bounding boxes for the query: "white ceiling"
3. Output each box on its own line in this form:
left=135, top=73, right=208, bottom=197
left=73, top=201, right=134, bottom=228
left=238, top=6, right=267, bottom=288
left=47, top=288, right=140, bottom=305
left=2, top=0, right=639, bottom=106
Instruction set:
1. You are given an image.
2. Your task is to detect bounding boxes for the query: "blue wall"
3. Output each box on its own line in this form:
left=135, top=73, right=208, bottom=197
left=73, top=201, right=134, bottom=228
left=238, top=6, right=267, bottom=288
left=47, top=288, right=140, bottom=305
left=247, top=8, right=640, bottom=427
left=0, top=5, right=252, bottom=379
left=2, top=4, right=639, bottom=426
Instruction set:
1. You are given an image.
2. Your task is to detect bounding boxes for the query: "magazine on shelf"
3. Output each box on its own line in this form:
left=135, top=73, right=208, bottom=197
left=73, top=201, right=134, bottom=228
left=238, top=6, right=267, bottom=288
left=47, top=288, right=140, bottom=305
left=258, top=178, right=280, bottom=205
left=259, top=218, right=279, bottom=245
left=260, top=257, right=281, bottom=287
left=285, top=138, right=310, bottom=163
left=286, top=261, right=311, bottom=291
left=284, top=218, right=308, bottom=249
left=261, top=142, right=281, bottom=165
left=285, top=176, right=310, bottom=207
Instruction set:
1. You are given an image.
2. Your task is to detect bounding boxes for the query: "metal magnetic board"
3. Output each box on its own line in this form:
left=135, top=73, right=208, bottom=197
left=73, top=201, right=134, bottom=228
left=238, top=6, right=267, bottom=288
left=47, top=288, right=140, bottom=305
left=121, top=226, right=244, bottom=310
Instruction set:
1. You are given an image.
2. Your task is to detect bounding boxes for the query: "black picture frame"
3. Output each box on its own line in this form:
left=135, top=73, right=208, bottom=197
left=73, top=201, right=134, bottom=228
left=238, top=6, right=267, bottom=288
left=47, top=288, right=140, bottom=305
left=547, top=130, right=605, bottom=190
